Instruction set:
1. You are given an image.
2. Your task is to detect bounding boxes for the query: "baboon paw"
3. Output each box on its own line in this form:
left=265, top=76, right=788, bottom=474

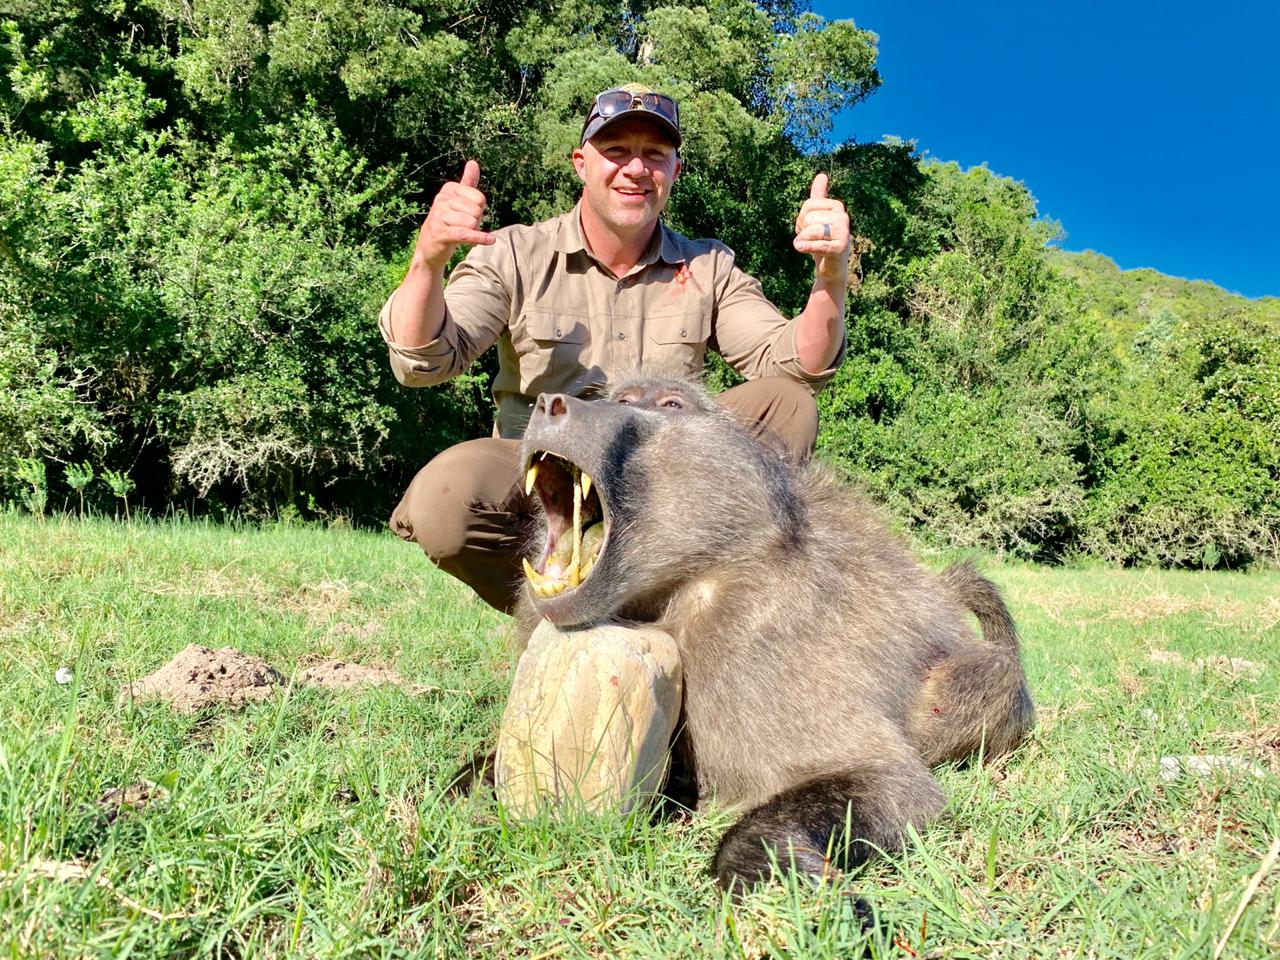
left=712, top=832, right=830, bottom=898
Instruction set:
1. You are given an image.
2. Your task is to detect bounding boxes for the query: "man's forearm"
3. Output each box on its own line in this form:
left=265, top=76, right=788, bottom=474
left=388, top=260, right=448, bottom=348
left=390, top=159, right=494, bottom=348
left=795, top=271, right=848, bottom=374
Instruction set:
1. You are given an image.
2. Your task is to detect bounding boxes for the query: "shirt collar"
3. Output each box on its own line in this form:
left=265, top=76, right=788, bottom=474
left=654, top=221, right=684, bottom=265
left=554, top=202, right=591, bottom=255
left=555, top=201, right=686, bottom=269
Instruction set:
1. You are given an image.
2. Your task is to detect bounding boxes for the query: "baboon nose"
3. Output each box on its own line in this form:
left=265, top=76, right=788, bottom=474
left=535, top=393, right=570, bottom=418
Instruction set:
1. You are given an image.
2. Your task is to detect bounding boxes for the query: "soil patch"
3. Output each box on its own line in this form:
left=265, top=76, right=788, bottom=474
left=121, top=644, right=282, bottom=712
left=298, top=659, right=405, bottom=690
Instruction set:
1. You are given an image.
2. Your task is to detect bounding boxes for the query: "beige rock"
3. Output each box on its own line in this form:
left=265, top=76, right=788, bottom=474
left=495, top=621, right=682, bottom=816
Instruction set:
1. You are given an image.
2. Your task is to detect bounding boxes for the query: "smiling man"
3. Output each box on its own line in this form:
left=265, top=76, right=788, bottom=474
left=379, top=84, right=854, bottom=612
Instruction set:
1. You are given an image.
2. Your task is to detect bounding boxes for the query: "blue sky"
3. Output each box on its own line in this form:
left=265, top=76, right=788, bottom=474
left=812, top=2, right=1279, bottom=299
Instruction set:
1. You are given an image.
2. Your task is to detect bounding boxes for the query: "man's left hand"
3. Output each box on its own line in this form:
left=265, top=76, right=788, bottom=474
left=793, top=173, right=852, bottom=286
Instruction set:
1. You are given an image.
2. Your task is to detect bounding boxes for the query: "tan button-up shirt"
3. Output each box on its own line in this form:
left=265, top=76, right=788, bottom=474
left=379, top=203, right=846, bottom=438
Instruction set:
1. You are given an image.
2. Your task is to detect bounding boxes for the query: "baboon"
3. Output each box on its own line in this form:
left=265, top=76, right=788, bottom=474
left=472, top=374, right=1035, bottom=895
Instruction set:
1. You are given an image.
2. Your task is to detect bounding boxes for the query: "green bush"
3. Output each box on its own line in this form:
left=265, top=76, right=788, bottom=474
left=1079, top=308, right=1280, bottom=567
left=2, top=74, right=488, bottom=517
left=817, top=157, right=1102, bottom=561
left=0, top=138, right=109, bottom=501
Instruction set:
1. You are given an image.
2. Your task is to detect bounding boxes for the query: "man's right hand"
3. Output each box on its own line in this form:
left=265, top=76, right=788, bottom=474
left=414, top=160, right=496, bottom=271
left=390, top=161, right=494, bottom=347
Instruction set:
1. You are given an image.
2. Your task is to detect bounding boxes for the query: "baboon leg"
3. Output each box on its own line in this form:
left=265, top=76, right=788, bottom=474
left=445, top=749, right=496, bottom=798
left=908, top=650, right=1035, bottom=766
left=711, top=755, right=945, bottom=896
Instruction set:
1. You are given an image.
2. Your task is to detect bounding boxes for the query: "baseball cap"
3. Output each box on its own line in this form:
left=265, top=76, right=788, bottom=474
left=580, top=84, right=682, bottom=148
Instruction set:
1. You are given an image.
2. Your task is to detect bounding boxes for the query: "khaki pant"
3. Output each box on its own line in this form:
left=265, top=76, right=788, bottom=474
left=391, top=377, right=818, bottom=613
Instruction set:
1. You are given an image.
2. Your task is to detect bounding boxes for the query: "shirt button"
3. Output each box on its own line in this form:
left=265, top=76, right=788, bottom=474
left=679, top=329, right=687, bottom=338
left=554, top=328, right=562, bottom=337
left=616, top=332, right=625, bottom=341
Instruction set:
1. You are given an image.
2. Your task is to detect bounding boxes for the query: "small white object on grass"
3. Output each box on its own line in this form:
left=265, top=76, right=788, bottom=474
left=1160, top=755, right=1268, bottom=782
left=55, top=667, right=74, bottom=685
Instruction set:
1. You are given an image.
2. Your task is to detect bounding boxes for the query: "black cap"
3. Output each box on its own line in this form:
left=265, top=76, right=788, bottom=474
left=580, top=84, right=682, bottom=148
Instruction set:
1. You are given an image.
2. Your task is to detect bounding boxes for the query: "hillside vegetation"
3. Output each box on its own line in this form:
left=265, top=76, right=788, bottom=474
left=2, top=0, right=1277, bottom=566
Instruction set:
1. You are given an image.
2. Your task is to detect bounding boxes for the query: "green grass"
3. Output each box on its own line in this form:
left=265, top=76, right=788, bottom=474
left=2, top=512, right=1277, bottom=958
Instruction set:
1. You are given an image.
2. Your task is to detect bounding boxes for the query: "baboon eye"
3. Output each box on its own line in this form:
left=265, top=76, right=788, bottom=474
left=616, top=396, right=633, bottom=405
left=660, top=397, right=684, bottom=410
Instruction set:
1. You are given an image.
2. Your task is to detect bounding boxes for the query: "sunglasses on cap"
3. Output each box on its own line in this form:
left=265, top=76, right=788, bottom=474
left=593, top=89, right=680, bottom=127
left=581, top=88, right=681, bottom=147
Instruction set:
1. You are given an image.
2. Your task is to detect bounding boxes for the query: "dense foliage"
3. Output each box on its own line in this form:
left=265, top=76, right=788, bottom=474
left=1054, top=253, right=1280, bottom=567
left=2, top=0, right=1276, bottom=566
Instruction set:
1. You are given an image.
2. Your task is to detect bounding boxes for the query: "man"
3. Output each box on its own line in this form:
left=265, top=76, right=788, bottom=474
left=380, top=84, right=854, bottom=612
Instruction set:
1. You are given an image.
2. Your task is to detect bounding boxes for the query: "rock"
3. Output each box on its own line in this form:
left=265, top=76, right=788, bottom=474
left=1159, top=754, right=1268, bottom=782
left=495, top=621, right=682, bottom=817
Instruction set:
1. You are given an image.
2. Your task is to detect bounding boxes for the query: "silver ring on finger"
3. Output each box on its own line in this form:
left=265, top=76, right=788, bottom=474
left=821, top=222, right=831, bottom=240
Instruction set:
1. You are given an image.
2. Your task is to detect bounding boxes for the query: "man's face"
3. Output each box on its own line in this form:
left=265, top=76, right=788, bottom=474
left=573, top=118, right=682, bottom=236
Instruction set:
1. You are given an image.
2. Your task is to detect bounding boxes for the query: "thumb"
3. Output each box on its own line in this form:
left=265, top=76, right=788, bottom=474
left=460, top=159, right=481, bottom=189
left=809, top=172, right=829, bottom=201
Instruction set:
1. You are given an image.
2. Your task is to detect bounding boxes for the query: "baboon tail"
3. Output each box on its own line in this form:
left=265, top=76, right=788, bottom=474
left=941, top=561, right=1020, bottom=654
left=913, top=561, right=1035, bottom=764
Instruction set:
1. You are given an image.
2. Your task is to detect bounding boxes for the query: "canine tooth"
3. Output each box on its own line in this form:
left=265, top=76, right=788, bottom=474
left=522, top=557, right=539, bottom=581
left=581, top=472, right=592, bottom=500
left=525, top=463, right=539, bottom=495
left=571, top=470, right=583, bottom=587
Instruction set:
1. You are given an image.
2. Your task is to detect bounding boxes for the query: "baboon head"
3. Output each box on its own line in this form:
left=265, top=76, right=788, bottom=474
left=520, top=376, right=803, bottom=626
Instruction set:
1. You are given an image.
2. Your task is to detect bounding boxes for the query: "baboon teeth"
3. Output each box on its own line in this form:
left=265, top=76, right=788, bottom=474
left=525, top=456, right=594, bottom=503
left=523, top=520, right=605, bottom=596
left=522, top=453, right=603, bottom=598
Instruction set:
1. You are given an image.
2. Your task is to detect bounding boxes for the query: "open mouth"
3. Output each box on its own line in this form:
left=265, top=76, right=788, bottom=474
left=522, top=452, right=608, bottom=597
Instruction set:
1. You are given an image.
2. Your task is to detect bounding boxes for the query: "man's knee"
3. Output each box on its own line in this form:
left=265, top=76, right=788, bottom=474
left=390, top=439, right=518, bottom=561
left=766, top=377, right=820, bottom=444
left=719, top=376, right=819, bottom=461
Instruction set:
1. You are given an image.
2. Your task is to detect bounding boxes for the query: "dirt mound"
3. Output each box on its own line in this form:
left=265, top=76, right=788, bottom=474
left=122, top=644, right=282, bottom=712
left=298, top=659, right=404, bottom=690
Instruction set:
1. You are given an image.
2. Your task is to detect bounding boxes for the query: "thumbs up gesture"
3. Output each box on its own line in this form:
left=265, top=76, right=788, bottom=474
left=793, top=173, right=852, bottom=283
left=415, top=160, right=496, bottom=271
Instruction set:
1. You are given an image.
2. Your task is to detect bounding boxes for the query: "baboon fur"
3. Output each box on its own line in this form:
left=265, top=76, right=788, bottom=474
left=487, top=374, right=1035, bottom=894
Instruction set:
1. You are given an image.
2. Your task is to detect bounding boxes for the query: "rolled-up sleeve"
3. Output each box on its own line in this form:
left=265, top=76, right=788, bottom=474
left=711, top=254, right=847, bottom=396
left=378, top=239, right=514, bottom=387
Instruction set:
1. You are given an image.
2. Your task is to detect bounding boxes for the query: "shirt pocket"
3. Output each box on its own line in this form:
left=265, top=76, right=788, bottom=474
left=514, top=309, right=591, bottom=391
left=644, top=312, right=711, bottom=377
